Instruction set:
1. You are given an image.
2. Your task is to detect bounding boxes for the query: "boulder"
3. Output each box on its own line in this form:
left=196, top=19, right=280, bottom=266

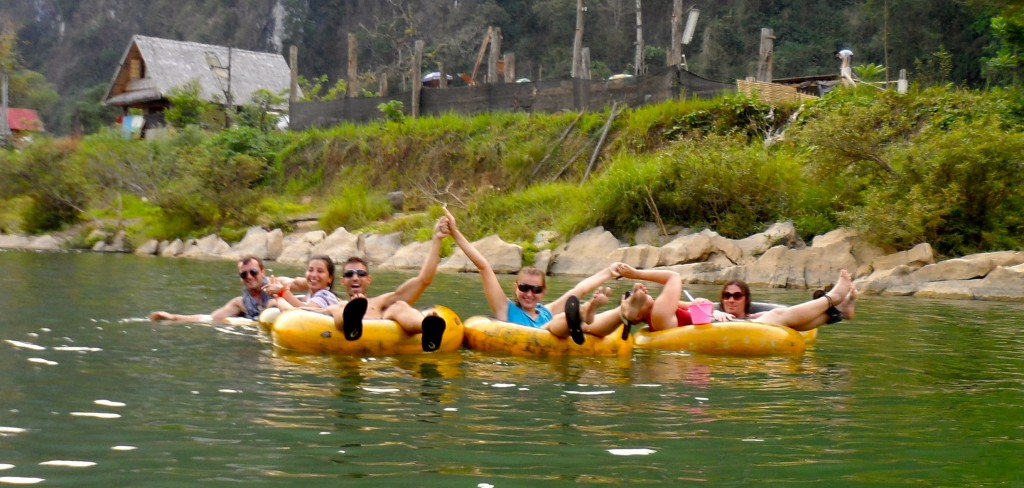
left=363, top=232, right=403, bottom=265
left=549, top=227, right=621, bottom=275
left=382, top=241, right=439, bottom=270
left=277, top=230, right=327, bottom=264
left=180, top=234, right=231, bottom=259
left=968, top=264, right=1024, bottom=301
left=0, top=234, right=31, bottom=248
left=854, top=264, right=915, bottom=295
left=310, top=228, right=362, bottom=263
left=533, top=249, right=553, bottom=274
left=28, top=235, right=62, bottom=251
left=633, top=222, right=678, bottom=247
left=870, top=243, right=934, bottom=274
left=226, top=227, right=280, bottom=261
left=657, top=229, right=742, bottom=267
left=134, top=239, right=160, bottom=256
left=734, top=221, right=800, bottom=263
left=912, top=280, right=977, bottom=300
left=607, top=244, right=661, bottom=269
left=441, top=234, right=523, bottom=274
left=811, top=227, right=886, bottom=275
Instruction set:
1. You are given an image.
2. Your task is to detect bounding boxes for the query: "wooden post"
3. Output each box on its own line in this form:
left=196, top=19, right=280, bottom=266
left=503, top=53, right=515, bottom=82
left=669, top=0, right=682, bottom=66
left=289, top=45, right=298, bottom=104
left=471, top=26, right=492, bottom=85
left=572, top=0, right=585, bottom=78
left=412, top=40, right=423, bottom=118
left=488, top=27, right=501, bottom=84
left=379, top=72, right=388, bottom=97
left=439, top=62, right=447, bottom=88
left=581, top=47, right=591, bottom=80
left=634, top=0, right=644, bottom=76
left=347, top=33, right=359, bottom=97
left=756, top=28, right=774, bottom=82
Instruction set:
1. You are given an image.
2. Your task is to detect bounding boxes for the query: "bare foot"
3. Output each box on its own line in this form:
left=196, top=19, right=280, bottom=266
left=840, top=284, right=857, bottom=320
left=825, top=269, right=853, bottom=307
left=621, top=282, right=649, bottom=323
left=583, top=286, right=612, bottom=324
left=148, top=311, right=173, bottom=321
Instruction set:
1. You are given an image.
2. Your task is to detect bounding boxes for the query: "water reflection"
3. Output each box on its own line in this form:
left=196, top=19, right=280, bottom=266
left=3, top=251, right=1024, bottom=485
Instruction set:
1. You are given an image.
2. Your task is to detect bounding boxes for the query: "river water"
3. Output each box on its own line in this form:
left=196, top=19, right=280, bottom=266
left=1, top=250, right=1021, bottom=486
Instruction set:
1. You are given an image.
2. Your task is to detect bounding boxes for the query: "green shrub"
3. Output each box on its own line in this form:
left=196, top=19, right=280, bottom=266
left=319, top=182, right=394, bottom=231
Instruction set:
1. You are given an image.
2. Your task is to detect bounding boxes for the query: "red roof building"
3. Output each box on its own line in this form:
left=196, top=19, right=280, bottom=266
left=5, top=108, right=45, bottom=133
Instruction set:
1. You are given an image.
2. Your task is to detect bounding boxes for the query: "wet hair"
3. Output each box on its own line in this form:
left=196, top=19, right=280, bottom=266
left=308, top=255, right=336, bottom=291
left=720, top=280, right=752, bottom=315
left=239, top=255, right=264, bottom=270
left=515, top=267, right=546, bottom=288
left=344, top=256, right=370, bottom=273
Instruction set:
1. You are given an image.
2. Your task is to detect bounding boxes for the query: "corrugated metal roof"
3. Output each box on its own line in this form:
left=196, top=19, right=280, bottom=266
left=105, top=35, right=292, bottom=107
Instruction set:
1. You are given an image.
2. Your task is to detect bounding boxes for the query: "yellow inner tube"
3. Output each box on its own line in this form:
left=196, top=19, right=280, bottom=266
left=634, top=321, right=808, bottom=356
left=268, top=306, right=464, bottom=356
left=463, top=316, right=634, bottom=356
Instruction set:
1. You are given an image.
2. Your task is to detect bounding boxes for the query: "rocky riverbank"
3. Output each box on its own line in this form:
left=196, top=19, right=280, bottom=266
left=3, top=222, right=1023, bottom=301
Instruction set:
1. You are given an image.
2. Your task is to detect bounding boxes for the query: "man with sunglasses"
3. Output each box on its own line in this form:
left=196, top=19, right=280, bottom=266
left=149, top=255, right=287, bottom=323
left=325, top=216, right=450, bottom=352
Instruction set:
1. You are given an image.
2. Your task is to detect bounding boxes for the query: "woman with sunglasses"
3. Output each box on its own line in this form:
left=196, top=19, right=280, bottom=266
left=443, top=208, right=618, bottom=344
left=716, top=276, right=857, bottom=329
left=587, top=266, right=857, bottom=334
left=269, top=255, right=341, bottom=311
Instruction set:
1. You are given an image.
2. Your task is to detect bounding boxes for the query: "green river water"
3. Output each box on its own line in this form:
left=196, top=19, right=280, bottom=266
left=0, top=250, right=1021, bottom=486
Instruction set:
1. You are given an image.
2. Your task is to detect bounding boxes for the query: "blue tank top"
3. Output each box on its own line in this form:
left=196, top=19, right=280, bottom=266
left=505, top=299, right=553, bottom=328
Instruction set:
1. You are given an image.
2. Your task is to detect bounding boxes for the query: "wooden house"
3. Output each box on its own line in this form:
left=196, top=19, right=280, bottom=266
left=103, top=35, right=293, bottom=134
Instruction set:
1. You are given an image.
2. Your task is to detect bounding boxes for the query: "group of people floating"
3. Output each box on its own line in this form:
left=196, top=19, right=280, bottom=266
left=149, top=208, right=858, bottom=351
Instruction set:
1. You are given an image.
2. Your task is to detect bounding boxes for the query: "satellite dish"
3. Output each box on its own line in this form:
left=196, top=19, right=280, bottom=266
left=682, top=8, right=700, bottom=45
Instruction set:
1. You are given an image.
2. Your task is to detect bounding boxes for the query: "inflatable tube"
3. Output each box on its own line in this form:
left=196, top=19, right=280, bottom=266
left=634, top=321, right=806, bottom=356
left=463, top=316, right=634, bottom=356
left=268, top=306, right=464, bottom=355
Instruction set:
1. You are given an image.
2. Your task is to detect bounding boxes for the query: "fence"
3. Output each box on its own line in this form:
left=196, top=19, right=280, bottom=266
left=290, top=66, right=733, bottom=130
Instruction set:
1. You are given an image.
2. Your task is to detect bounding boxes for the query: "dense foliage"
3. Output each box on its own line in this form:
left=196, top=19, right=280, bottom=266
left=1, top=86, right=1021, bottom=259
left=1, top=1, right=1023, bottom=135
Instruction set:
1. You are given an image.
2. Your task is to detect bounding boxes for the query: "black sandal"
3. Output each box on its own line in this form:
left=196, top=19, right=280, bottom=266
left=341, top=297, right=367, bottom=340
left=565, top=295, right=585, bottom=345
left=420, top=314, right=446, bottom=352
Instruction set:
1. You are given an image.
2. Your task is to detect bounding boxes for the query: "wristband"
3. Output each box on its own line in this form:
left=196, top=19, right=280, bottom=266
left=276, top=288, right=287, bottom=298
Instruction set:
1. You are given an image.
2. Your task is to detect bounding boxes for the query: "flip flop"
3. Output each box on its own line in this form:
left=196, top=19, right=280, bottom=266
left=565, top=295, right=585, bottom=345
left=420, top=314, right=446, bottom=352
left=341, top=298, right=367, bottom=341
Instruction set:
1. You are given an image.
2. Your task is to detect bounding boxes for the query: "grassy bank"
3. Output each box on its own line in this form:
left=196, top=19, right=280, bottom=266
left=2, top=85, right=1022, bottom=258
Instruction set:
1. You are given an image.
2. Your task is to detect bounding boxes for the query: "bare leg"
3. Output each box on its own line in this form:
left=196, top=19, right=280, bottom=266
left=840, top=285, right=858, bottom=320
left=382, top=301, right=426, bottom=334
left=583, top=307, right=628, bottom=336
left=755, top=270, right=853, bottom=330
left=583, top=286, right=612, bottom=324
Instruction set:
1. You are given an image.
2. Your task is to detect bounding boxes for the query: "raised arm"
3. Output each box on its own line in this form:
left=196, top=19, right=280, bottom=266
left=546, top=262, right=623, bottom=315
left=391, top=215, right=449, bottom=305
left=444, top=207, right=509, bottom=320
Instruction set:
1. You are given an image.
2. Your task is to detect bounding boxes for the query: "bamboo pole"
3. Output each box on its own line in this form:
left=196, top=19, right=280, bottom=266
left=582, top=102, right=619, bottom=182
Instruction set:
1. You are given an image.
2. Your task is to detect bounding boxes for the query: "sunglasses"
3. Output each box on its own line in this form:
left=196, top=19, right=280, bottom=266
left=721, top=291, right=745, bottom=300
left=516, top=283, right=544, bottom=294
left=343, top=269, right=369, bottom=278
left=239, top=269, right=261, bottom=279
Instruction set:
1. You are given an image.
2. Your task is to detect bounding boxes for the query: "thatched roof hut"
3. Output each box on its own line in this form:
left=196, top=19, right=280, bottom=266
left=104, top=35, right=292, bottom=112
